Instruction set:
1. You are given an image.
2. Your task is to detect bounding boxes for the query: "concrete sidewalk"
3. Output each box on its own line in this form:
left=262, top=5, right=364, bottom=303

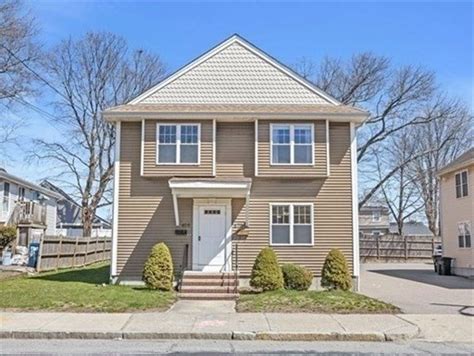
left=0, top=301, right=472, bottom=342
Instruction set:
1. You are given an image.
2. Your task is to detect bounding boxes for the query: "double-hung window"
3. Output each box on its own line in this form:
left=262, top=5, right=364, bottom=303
left=455, top=171, right=468, bottom=198
left=271, top=124, right=313, bottom=164
left=458, top=222, right=471, bottom=248
left=157, top=123, right=200, bottom=164
left=270, top=203, right=313, bottom=245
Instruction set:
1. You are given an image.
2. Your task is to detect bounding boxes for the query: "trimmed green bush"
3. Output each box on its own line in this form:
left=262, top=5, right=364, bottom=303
left=0, top=225, right=17, bottom=249
left=281, top=264, right=313, bottom=291
left=250, top=247, right=284, bottom=291
left=142, top=243, right=174, bottom=291
left=321, top=249, right=352, bottom=291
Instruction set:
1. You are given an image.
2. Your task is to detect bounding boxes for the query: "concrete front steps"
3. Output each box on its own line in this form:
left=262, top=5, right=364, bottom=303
left=178, top=271, right=239, bottom=300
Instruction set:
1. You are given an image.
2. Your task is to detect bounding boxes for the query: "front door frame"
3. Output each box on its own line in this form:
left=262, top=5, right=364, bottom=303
left=192, top=198, right=232, bottom=272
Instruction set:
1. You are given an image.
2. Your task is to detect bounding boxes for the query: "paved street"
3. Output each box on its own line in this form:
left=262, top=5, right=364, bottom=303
left=1, top=339, right=473, bottom=355
left=360, top=263, right=474, bottom=314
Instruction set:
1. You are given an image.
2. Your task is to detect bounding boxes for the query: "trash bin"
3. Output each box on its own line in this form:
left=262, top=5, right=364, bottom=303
left=27, top=242, right=40, bottom=268
left=440, top=257, right=453, bottom=276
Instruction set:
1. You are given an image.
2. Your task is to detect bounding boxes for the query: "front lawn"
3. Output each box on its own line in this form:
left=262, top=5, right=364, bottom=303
left=0, top=263, right=176, bottom=312
left=236, top=289, right=400, bottom=314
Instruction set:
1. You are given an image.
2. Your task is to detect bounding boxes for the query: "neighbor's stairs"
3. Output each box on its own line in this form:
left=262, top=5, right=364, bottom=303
left=178, top=271, right=239, bottom=300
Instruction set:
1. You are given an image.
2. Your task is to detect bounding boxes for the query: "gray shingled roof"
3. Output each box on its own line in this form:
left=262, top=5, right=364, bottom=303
left=438, top=148, right=474, bottom=176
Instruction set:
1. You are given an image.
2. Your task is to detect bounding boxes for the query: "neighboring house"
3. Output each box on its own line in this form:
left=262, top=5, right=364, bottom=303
left=104, top=35, right=368, bottom=289
left=388, top=221, right=433, bottom=237
left=0, top=168, right=61, bottom=246
left=438, top=148, right=473, bottom=277
left=40, top=180, right=112, bottom=238
left=359, top=206, right=390, bottom=237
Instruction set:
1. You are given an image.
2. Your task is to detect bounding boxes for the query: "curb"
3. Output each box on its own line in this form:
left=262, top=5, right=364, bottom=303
left=0, top=330, right=415, bottom=342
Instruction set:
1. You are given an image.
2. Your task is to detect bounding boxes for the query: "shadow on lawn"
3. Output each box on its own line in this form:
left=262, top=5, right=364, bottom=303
left=34, top=265, right=110, bottom=285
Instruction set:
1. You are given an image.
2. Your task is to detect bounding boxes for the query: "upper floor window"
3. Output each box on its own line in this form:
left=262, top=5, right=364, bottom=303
left=458, top=222, right=471, bottom=248
left=157, top=123, right=200, bottom=164
left=18, top=187, right=26, bottom=201
left=455, top=171, right=468, bottom=198
left=271, top=124, right=313, bottom=165
left=372, top=211, right=381, bottom=222
left=270, top=203, right=313, bottom=245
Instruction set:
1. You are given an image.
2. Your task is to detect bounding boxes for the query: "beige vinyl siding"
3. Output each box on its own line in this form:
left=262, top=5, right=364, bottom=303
left=117, top=121, right=193, bottom=278
left=216, top=122, right=254, bottom=177
left=117, top=120, right=353, bottom=279
left=232, top=122, right=353, bottom=277
left=440, top=165, right=474, bottom=274
left=257, top=120, right=328, bottom=177
left=143, top=119, right=214, bottom=177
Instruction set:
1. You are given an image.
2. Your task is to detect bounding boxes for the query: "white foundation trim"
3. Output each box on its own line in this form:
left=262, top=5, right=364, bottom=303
left=350, top=122, right=360, bottom=288
left=111, top=121, right=121, bottom=281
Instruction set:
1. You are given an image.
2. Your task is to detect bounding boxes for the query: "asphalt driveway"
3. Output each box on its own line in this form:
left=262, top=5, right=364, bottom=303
left=360, top=263, right=474, bottom=314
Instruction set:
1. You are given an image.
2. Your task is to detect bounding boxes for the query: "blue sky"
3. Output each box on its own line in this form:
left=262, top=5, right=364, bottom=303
left=3, top=0, right=473, bottom=185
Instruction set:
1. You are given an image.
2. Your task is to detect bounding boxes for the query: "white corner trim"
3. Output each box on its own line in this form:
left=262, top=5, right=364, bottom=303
left=140, top=119, right=145, bottom=176
left=212, top=119, right=216, bottom=176
left=255, top=119, right=259, bottom=176
left=128, top=35, right=340, bottom=105
left=326, top=120, right=330, bottom=176
left=111, top=121, right=121, bottom=280
left=350, top=122, right=360, bottom=284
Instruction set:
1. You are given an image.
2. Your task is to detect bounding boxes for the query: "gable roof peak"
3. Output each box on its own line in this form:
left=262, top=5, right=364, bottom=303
left=128, top=34, right=342, bottom=106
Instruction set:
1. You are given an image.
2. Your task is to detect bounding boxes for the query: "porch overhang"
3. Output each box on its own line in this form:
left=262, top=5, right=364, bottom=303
left=169, top=178, right=252, bottom=226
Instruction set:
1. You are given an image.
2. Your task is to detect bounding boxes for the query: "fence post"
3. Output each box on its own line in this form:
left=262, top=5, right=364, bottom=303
left=36, top=235, right=44, bottom=272
left=56, top=235, right=63, bottom=269
left=404, top=236, right=408, bottom=260
left=83, top=236, right=90, bottom=266
left=102, top=238, right=107, bottom=260
left=72, top=236, right=79, bottom=267
left=432, top=238, right=435, bottom=254
left=94, top=236, right=99, bottom=262
left=376, top=236, right=380, bottom=260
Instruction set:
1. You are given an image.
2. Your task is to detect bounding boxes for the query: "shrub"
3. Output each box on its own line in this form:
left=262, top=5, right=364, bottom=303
left=250, top=247, right=284, bottom=291
left=321, top=249, right=352, bottom=291
left=142, top=242, right=174, bottom=291
left=0, top=225, right=17, bottom=249
left=281, top=264, right=313, bottom=291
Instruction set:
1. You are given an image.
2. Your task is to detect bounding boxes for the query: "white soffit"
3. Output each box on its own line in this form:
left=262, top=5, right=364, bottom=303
left=130, top=35, right=339, bottom=105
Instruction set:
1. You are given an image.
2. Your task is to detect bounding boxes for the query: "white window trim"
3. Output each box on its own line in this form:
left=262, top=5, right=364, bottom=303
left=269, top=202, right=314, bottom=246
left=156, top=123, right=201, bottom=165
left=270, top=123, right=314, bottom=166
left=372, top=211, right=381, bottom=223
left=457, top=221, right=472, bottom=249
left=455, top=169, right=469, bottom=199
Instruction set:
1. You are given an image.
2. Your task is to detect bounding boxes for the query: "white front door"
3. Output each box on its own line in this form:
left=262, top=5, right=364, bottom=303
left=194, top=203, right=229, bottom=272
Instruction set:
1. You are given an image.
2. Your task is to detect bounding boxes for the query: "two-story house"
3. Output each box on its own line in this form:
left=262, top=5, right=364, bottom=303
left=0, top=168, right=61, bottom=246
left=438, top=148, right=473, bottom=277
left=104, top=35, right=368, bottom=292
left=359, top=205, right=390, bottom=237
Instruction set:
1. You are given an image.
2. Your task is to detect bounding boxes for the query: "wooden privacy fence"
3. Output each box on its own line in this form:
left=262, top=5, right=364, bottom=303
left=360, top=234, right=441, bottom=261
left=36, top=235, right=111, bottom=271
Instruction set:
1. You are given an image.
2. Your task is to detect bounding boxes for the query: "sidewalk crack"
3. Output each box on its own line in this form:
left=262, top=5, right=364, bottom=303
left=330, top=314, right=347, bottom=332
left=119, top=314, right=134, bottom=332
left=263, top=313, right=272, bottom=331
left=392, top=315, right=422, bottom=338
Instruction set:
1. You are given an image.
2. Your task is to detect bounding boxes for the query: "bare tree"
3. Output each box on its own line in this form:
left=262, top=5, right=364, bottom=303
left=292, top=53, right=467, bottom=210
left=32, top=32, right=166, bottom=236
left=376, top=131, right=424, bottom=235
left=0, top=0, right=39, bottom=104
left=408, top=97, right=472, bottom=235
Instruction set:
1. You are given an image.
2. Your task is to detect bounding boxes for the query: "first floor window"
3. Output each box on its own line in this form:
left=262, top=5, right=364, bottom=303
left=458, top=222, right=471, bottom=248
left=455, top=171, right=468, bottom=198
left=18, top=187, right=26, bottom=201
left=271, top=124, right=313, bottom=164
left=271, top=203, right=313, bottom=245
left=157, top=123, right=199, bottom=164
